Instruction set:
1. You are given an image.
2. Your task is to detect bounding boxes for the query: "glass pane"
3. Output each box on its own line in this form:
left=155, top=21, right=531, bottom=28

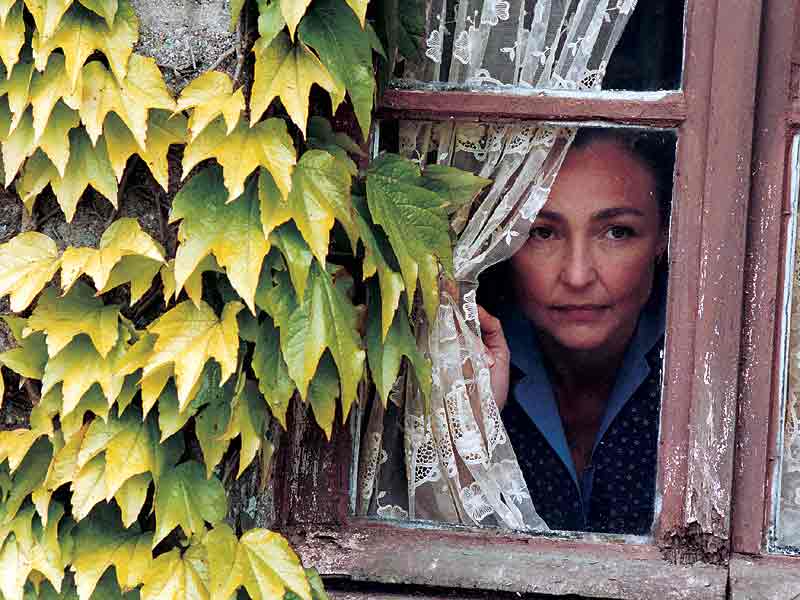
left=394, top=0, right=684, bottom=92
left=356, top=123, right=677, bottom=535
left=773, top=136, right=800, bottom=550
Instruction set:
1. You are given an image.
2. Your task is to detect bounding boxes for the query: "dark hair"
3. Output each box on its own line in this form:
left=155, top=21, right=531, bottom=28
left=571, top=127, right=675, bottom=230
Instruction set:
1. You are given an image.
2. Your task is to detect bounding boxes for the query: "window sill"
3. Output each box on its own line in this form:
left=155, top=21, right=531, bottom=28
left=730, top=554, right=800, bottom=599
left=285, top=521, right=727, bottom=599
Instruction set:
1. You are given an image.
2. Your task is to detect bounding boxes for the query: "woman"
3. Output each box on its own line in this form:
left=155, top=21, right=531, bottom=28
left=478, top=130, right=671, bottom=534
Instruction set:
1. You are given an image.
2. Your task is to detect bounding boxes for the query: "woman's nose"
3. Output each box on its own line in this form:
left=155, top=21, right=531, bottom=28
left=559, top=242, right=598, bottom=289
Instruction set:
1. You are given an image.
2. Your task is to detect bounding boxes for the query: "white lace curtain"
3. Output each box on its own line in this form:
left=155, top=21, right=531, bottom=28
left=357, top=0, right=639, bottom=531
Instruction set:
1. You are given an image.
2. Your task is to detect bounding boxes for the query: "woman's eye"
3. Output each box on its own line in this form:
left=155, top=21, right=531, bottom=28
left=530, top=226, right=554, bottom=240
left=605, top=225, right=635, bottom=240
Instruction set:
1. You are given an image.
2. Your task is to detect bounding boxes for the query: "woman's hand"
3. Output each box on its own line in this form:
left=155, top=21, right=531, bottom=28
left=478, top=305, right=511, bottom=411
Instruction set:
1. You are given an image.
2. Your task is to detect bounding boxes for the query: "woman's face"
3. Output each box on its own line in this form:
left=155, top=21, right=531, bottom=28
left=510, top=139, right=667, bottom=355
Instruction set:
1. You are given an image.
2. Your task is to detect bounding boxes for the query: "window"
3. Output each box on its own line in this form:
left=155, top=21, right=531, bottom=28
left=265, top=0, right=774, bottom=597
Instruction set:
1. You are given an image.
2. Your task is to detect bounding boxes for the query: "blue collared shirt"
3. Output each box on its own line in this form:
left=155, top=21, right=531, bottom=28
left=499, top=293, right=665, bottom=532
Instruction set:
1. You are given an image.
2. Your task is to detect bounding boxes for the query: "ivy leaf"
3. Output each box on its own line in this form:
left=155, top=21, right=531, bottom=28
left=40, top=324, right=129, bottom=415
left=157, top=382, right=204, bottom=441
left=29, top=54, right=74, bottom=146
left=72, top=57, right=175, bottom=149
left=60, top=217, right=165, bottom=294
left=77, top=0, right=117, bottom=27
left=281, top=149, right=355, bottom=267
left=37, top=102, right=80, bottom=177
left=251, top=315, right=294, bottom=428
left=194, top=365, right=233, bottom=477
left=50, top=127, right=118, bottom=222
left=354, top=195, right=404, bottom=339
left=306, top=116, right=362, bottom=176
left=104, top=409, right=160, bottom=498
left=24, top=283, right=121, bottom=358
left=152, top=460, right=226, bottom=547
left=0, top=2, right=24, bottom=75
left=421, top=164, right=491, bottom=212
left=114, top=472, right=150, bottom=528
left=104, top=109, right=186, bottom=190
left=366, top=285, right=431, bottom=404
left=0, top=232, right=60, bottom=312
left=71, top=504, right=152, bottom=599
left=100, top=254, right=163, bottom=304
left=279, top=0, right=310, bottom=40
left=3, top=436, right=52, bottom=524
left=299, top=0, right=375, bottom=138
left=141, top=544, right=209, bottom=600
left=256, top=0, right=284, bottom=46
left=0, top=0, right=16, bottom=25
left=366, top=154, right=451, bottom=322
left=143, top=299, right=242, bottom=409
left=175, top=70, right=243, bottom=141
left=171, top=167, right=269, bottom=313
left=160, top=255, right=221, bottom=307
left=273, top=265, right=364, bottom=415
left=2, top=60, right=33, bottom=132
left=16, top=151, right=58, bottom=212
left=251, top=31, right=337, bottom=136
left=33, top=0, right=138, bottom=90
left=220, top=380, right=269, bottom=478
left=24, top=0, right=73, bottom=39
left=182, top=116, right=296, bottom=202
left=70, top=453, right=107, bottom=520
left=307, top=352, right=339, bottom=439
left=0, top=316, right=48, bottom=380
left=33, top=425, right=86, bottom=523
left=3, top=109, right=37, bottom=187
left=271, top=223, right=312, bottom=302
left=205, top=523, right=311, bottom=600
left=0, top=429, right=43, bottom=473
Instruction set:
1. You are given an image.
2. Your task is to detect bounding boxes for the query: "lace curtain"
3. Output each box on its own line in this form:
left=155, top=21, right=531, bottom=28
left=357, top=0, right=639, bottom=531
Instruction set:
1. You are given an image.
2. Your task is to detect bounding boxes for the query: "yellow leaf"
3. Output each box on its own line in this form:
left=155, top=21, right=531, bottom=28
left=171, top=167, right=269, bottom=313
left=0, top=2, right=24, bottom=74
left=24, top=0, right=73, bottom=40
left=175, top=70, right=243, bottom=141
left=152, top=461, right=226, bottom=547
left=70, top=453, right=106, bottom=520
left=345, top=0, right=367, bottom=26
left=143, top=299, right=242, bottom=409
left=250, top=315, right=293, bottom=428
left=0, top=428, right=42, bottom=473
left=251, top=31, right=337, bottom=136
left=182, top=116, right=296, bottom=202
left=61, top=217, right=165, bottom=293
left=115, top=472, right=150, bottom=527
left=160, top=255, right=221, bottom=307
left=3, top=60, right=33, bottom=130
left=103, top=409, right=159, bottom=498
left=104, top=109, right=186, bottom=189
left=16, top=150, right=58, bottom=211
left=0, top=232, right=60, bottom=312
left=50, top=127, right=118, bottom=222
left=141, top=546, right=209, bottom=600
left=24, top=282, right=121, bottom=358
left=205, top=523, right=311, bottom=600
left=77, top=0, right=117, bottom=27
left=0, top=315, right=48, bottom=380
left=33, top=424, right=87, bottom=524
left=37, top=102, right=79, bottom=176
left=0, top=0, right=16, bottom=25
left=3, top=437, right=51, bottom=524
left=3, top=108, right=36, bottom=186
left=279, top=0, right=311, bottom=40
left=33, top=0, right=138, bottom=90
left=99, top=253, right=163, bottom=303
left=40, top=324, right=129, bottom=414
left=29, top=54, right=73, bottom=144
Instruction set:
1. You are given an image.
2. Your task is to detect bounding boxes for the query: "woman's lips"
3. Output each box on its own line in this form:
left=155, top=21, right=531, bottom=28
left=550, top=305, right=610, bottom=322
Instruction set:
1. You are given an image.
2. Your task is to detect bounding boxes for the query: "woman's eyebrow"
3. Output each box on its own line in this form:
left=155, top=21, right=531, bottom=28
left=591, top=207, right=646, bottom=220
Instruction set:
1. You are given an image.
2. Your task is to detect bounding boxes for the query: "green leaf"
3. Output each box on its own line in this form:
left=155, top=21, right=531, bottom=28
left=421, top=164, right=491, bottom=212
left=141, top=545, right=209, bottom=600
left=279, top=0, right=310, bottom=40
left=175, top=70, right=243, bottom=142
left=250, top=315, right=294, bottom=428
left=256, top=0, right=285, bottom=46
left=157, top=382, right=205, bottom=441
left=0, top=316, right=48, bottom=380
left=182, top=116, right=296, bottom=202
left=143, top=299, right=242, bottom=409
left=114, top=472, right=151, bottom=528
left=205, top=523, right=311, bottom=600
left=60, top=217, right=165, bottom=294
left=306, top=116, right=362, bottom=176
left=36, top=102, right=80, bottom=177
left=0, top=232, right=61, bottom=312
left=306, top=568, right=329, bottom=600
left=299, top=0, right=375, bottom=138
left=220, top=380, right=269, bottom=478
left=282, top=149, right=355, bottom=266
left=25, top=282, right=121, bottom=358
left=104, top=409, right=160, bottom=498
left=366, top=284, right=430, bottom=404
left=160, top=255, right=222, bottom=307
left=40, top=325, right=129, bottom=415
left=33, top=424, right=87, bottom=523
left=171, top=167, right=269, bottom=313
left=152, top=461, right=226, bottom=547
left=194, top=371, right=233, bottom=477
left=274, top=264, right=364, bottom=416
left=0, top=2, right=24, bottom=75
left=3, top=436, right=52, bottom=524
left=366, top=154, right=451, bottom=322
left=0, top=429, right=43, bottom=473
left=251, top=31, right=337, bottom=136
left=71, top=503, right=152, bottom=599
left=307, top=352, right=339, bottom=439
left=70, top=453, right=107, bottom=520
left=271, top=223, right=312, bottom=303
left=33, top=0, right=138, bottom=91
left=77, top=0, right=117, bottom=27
left=16, top=150, right=59, bottom=211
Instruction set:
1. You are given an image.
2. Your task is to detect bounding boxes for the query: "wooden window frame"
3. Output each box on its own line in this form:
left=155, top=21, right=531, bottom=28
left=728, top=0, right=800, bottom=597
left=268, top=1, right=768, bottom=598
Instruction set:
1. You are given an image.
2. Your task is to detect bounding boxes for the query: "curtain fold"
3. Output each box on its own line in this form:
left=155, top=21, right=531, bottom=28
left=358, top=0, right=639, bottom=531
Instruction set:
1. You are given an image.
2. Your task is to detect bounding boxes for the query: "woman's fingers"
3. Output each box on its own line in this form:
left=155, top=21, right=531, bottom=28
left=478, top=305, right=509, bottom=366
